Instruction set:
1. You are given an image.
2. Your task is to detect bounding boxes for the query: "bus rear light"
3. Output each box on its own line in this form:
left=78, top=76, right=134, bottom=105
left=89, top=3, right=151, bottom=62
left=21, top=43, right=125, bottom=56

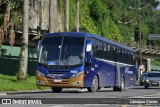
left=130, top=76, right=134, bottom=80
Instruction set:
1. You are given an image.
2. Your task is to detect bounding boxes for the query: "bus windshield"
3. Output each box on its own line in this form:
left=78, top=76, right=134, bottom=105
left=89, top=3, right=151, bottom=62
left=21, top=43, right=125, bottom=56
left=38, top=36, right=85, bottom=67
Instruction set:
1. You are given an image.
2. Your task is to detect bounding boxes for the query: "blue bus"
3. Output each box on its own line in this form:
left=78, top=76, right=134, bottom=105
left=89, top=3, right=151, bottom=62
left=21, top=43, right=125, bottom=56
left=36, top=32, right=136, bottom=93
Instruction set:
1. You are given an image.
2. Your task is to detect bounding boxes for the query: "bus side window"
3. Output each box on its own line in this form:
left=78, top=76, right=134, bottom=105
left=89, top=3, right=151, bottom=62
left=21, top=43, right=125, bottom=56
left=105, top=43, right=108, bottom=60
left=87, top=37, right=95, bottom=58
left=127, top=51, right=130, bottom=64
left=98, top=40, right=103, bottom=58
left=95, top=40, right=101, bottom=58
left=120, top=49, right=122, bottom=63
left=108, top=44, right=111, bottom=60
left=111, top=45, right=115, bottom=61
left=91, top=45, right=95, bottom=58
left=96, top=41, right=99, bottom=58
left=103, top=42, right=107, bottom=59
left=116, top=47, right=120, bottom=62
left=122, top=49, right=125, bottom=63
left=124, top=50, right=126, bottom=63
left=129, top=51, right=131, bottom=64
left=126, top=50, right=129, bottom=64
left=114, top=46, right=116, bottom=61
left=92, top=39, right=97, bottom=57
left=132, top=53, right=135, bottom=65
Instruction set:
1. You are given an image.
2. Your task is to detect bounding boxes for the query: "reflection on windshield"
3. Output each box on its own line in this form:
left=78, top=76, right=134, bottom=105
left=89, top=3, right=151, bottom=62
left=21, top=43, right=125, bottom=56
left=38, top=36, right=84, bottom=66
left=147, top=73, right=160, bottom=77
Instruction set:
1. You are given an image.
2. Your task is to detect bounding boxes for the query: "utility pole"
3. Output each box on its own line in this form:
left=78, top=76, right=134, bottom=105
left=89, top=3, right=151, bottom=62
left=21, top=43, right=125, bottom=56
left=129, top=0, right=150, bottom=65
left=129, top=0, right=150, bottom=79
left=139, top=0, right=142, bottom=66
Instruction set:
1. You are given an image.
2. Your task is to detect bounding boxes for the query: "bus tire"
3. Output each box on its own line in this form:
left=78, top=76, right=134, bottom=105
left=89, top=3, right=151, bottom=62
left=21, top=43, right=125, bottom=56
left=51, top=87, right=62, bottom=93
left=144, top=85, right=148, bottom=89
left=113, top=87, right=118, bottom=91
left=118, top=77, right=125, bottom=91
left=98, top=87, right=101, bottom=91
left=87, top=75, right=99, bottom=92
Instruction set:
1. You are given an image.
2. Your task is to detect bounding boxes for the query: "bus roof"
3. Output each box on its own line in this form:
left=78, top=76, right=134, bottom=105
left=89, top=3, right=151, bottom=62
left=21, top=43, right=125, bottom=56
left=43, top=32, right=135, bottom=52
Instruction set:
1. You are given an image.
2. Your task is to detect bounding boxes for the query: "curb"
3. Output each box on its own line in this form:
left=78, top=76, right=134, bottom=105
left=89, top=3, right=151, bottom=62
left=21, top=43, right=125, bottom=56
left=0, top=93, right=7, bottom=96
left=0, top=88, right=87, bottom=96
left=0, top=89, right=50, bottom=96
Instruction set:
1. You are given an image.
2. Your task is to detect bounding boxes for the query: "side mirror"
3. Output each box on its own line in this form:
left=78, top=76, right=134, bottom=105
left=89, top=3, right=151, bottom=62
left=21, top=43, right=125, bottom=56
left=36, top=40, right=41, bottom=52
left=86, top=40, right=92, bottom=52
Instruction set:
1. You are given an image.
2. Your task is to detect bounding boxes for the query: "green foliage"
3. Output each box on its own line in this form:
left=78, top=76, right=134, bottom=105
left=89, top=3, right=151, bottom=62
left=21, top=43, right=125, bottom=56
left=69, top=0, right=76, bottom=31
left=151, top=60, right=160, bottom=66
left=9, top=0, right=23, bottom=30
left=0, top=0, right=159, bottom=46
left=80, top=0, right=98, bottom=34
left=9, top=0, right=23, bottom=12
left=66, top=0, right=160, bottom=45
left=89, top=0, right=107, bottom=21
left=0, top=14, right=4, bottom=26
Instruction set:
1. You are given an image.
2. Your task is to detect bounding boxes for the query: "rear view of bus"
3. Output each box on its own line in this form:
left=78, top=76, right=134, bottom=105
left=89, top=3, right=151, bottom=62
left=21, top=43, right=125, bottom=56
left=36, top=32, right=87, bottom=93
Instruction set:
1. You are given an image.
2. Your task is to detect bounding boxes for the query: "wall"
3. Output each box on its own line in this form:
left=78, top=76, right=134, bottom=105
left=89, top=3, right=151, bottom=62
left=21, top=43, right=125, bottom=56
left=0, top=45, right=37, bottom=76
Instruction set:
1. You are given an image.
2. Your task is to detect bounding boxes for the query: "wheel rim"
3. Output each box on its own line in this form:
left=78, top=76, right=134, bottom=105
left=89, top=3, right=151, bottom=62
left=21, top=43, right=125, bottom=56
left=93, top=77, right=98, bottom=91
left=121, top=78, right=124, bottom=90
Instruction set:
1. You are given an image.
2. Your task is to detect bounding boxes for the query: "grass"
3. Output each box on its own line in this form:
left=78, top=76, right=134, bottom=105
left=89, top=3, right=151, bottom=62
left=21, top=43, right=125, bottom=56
left=0, top=74, right=50, bottom=92
left=151, top=60, right=160, bottom=66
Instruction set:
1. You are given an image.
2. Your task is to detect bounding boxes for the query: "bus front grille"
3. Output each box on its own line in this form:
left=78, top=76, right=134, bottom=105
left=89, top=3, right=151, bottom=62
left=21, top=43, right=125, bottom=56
left=48, top=70, right=69, bottom=74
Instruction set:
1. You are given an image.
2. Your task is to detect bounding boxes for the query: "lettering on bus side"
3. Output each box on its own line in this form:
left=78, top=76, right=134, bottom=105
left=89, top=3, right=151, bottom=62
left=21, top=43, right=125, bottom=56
left=125, top=67, right=133, bottom=74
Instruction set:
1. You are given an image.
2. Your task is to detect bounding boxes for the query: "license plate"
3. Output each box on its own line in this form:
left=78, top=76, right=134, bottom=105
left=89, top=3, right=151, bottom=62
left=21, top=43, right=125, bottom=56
left=54, top=79, right=62, bottom=82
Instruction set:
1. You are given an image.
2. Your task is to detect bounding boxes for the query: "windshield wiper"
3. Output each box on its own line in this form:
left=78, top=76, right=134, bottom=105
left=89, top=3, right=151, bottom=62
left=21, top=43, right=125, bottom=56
left=58, top=36, right=64, bottom=65
left=64, top=44, right=69, bottom=67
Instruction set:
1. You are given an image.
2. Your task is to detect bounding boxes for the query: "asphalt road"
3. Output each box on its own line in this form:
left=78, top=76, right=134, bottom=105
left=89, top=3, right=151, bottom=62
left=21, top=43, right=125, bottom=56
left=0, top=85, right=160, bottom=107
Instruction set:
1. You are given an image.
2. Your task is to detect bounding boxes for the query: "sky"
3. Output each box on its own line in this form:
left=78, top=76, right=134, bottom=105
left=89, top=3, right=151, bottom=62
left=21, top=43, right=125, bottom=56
left=157, top=0, right=160, bottom=9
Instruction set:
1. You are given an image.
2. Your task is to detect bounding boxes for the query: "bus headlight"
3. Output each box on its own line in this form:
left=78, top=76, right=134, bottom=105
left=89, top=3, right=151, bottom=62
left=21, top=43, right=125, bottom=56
left=72, top=72, right=83, bottom=78
left=36, top=71, right=45, bottom=77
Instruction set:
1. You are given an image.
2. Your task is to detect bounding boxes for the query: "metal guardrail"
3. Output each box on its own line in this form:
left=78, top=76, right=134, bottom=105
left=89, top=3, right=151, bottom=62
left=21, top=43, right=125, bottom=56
left=125, top=42, right=160, bottom=52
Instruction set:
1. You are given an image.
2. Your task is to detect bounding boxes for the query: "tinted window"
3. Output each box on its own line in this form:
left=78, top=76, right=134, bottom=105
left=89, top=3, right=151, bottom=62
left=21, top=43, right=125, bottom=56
left=147, top=73, right=160, bottom=77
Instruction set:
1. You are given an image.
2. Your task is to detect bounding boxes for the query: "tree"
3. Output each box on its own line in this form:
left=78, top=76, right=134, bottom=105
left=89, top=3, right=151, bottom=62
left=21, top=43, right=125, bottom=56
left=49, top=0, right=63, bottom=32
left=17, top=0, right=29, bottom=81
left=0, top=0, right=23, bottom=57
left=49, top=0, right=54, bottom=32
left=65, top=0, right=69, bottom=31
left=76, top=0, right=79, bottom=32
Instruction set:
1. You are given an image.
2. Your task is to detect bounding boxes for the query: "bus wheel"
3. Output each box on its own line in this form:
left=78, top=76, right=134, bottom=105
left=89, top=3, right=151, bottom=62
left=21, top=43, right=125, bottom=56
left=113, top=87, right=118, bottom=91
left=144, top=85, right=148, bottom=89
left=118, top=77, right=125, bottom=91
left=98, top=87, right=101, bottom=91
left=51, top=87, right=62, bottom=93
left=87, top=76, right=99, bottom=92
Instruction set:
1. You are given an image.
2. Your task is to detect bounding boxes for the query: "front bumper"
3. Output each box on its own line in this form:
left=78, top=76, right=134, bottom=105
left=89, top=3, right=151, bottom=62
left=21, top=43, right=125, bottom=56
left=36, top=73, right=84, bottom=88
